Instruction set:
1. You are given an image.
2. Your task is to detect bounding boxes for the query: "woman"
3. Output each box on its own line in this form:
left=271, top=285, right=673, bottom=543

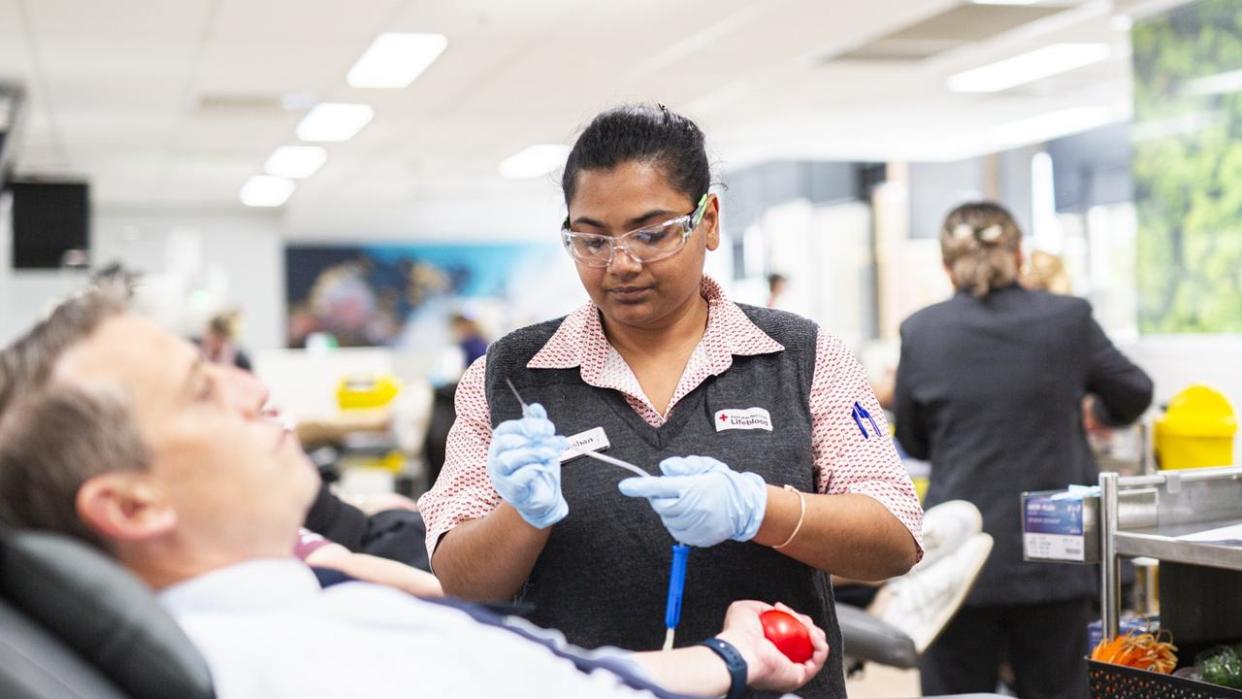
left=419, top=104, right=922, bottom=697
left=893, top=202, right=1153, bottom=699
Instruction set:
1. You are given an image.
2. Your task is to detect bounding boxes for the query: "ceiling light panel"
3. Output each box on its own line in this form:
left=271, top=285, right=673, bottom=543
left=265, top=146, right=327, bottom=179
left=240, top=175, right=296, bottom=207
left=948, top=43, right=1110, bottom=93
left=296, top=103, right=374, bottom=142
left=499, top=144, right=571, bottom=179
left=348, top=33, right=448, bottom=89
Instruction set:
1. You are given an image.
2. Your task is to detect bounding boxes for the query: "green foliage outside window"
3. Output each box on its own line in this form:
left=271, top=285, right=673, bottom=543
left=1133, top=0, right=1242, bottom=332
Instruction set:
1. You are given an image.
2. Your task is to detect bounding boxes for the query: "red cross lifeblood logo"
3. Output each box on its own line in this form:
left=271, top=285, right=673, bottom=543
left=713, top=407, right=773, bottom=432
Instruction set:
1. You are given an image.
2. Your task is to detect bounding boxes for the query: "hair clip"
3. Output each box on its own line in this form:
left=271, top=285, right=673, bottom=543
left=952, top=224, right=975, bottom=240
left=978, top=225, right=1003, bottom=244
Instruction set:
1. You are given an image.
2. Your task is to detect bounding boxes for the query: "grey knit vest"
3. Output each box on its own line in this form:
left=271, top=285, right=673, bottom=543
left=485, top=303, right=844, bottom=698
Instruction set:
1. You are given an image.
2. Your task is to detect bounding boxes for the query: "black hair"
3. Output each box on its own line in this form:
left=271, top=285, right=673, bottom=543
left=562, top=104, right=710, bottom=207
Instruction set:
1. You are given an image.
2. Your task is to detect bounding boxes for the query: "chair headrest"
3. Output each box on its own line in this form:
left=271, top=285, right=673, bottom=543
left=0, top=529, right=214, bottom=699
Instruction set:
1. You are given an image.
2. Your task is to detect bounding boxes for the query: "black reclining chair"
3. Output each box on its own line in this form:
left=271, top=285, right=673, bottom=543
left=0, top=527, right=215, bottom=699
left=836, top=602, right=920, bottom=670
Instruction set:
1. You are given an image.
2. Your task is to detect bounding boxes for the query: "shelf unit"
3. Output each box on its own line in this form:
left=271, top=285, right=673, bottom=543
left=1099, top=465, right=1242, bottom=638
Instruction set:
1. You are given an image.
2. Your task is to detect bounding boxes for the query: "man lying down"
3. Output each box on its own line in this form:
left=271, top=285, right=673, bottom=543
left=0, top=287, right=828, bottom=699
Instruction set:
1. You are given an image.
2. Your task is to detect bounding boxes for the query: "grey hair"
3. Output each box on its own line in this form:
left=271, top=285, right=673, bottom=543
left=0, top=385, right=150, bottom=548
left=0, top=284, right=129, bottom=415
left=0, top=285, right=140, bottom=548
left=938, top=201, right=1023, bottom=298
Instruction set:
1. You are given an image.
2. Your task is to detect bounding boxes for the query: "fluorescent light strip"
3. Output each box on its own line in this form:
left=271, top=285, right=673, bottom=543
left=348, top=33, right=448, bottom=89
left=265, top=145, right=327, bottom=179
left=994, top=107, right=1112, bottom=145
left=948, top=43, right=1110, bottom=93
left=499, top=144, right=571, bottom=179
left=296, top=103, right=374, bottom=142
left=240, top=175, right=296, bottom=207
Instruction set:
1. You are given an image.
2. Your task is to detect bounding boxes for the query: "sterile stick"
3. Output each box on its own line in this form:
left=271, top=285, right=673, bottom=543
left=566, top=446, right=649, bottom=478
left=506, top=377, right=647, bottom=478
left=505, top=377, right=529, bottom=413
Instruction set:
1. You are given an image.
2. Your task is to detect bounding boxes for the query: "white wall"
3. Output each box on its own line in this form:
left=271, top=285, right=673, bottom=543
left=0, top=205, right=285, bottom=349
left=284, top=185, right=565, bottom=243
left=95, top=208, right=285, bottom=350
left=1125, top=335, right=1242, bottom=462
left=2, top=184, right=572, bottom=351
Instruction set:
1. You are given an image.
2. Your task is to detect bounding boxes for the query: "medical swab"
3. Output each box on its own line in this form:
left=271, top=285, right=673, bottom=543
left=507, top=377, right=646, bottom=477
left=564, top=446, right=650, bottom=478
left=505, top=378, right=530, bottom=414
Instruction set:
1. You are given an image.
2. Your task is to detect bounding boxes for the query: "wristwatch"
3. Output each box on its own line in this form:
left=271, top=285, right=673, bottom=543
left=696, top=637, right=747, bottom=699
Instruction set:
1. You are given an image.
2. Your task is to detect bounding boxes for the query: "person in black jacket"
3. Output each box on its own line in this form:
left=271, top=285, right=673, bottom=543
left=894, top=201, right=1153, bottom=699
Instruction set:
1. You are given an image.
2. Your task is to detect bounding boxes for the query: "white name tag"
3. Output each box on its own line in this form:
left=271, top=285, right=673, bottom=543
left=714, top=407, right=773, bottom=432
left=559, top=426, right=611, bottom=463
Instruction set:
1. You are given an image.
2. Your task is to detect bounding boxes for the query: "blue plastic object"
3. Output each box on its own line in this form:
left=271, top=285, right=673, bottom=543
left=664, top=543, right=691, bottom=633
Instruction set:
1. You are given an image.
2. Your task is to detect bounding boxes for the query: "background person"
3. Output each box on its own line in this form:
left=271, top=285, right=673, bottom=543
left=893, top=201, right=1153, bottom=699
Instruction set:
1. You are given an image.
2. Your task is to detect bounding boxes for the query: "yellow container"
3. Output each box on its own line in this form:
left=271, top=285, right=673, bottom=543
left=336, top=374, right=400, bottom=410
left=1154, top=384, right=1237, bottom=470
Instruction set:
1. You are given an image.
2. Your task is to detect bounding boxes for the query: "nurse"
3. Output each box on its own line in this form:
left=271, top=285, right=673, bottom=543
left=418, top=104, right=923, bottom=697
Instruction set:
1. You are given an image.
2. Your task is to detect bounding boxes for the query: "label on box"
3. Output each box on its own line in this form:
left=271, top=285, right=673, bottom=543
left=1024, top=533, right=1086, bottom=562
left=1024, top=496, right=1085, bottom=535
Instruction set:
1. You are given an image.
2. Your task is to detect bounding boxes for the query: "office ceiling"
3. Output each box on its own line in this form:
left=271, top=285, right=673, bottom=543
left=0, top=0, right=1180, bottom=215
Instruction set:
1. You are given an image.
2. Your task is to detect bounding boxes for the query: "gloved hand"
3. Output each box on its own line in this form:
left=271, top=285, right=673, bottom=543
left=617, top=455, right=767, bottom=547
left=487, top=403, right=569, bottom=529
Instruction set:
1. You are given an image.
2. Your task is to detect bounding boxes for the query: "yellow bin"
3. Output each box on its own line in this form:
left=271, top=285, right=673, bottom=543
left=336, top=374, right=400, bottom=410
left=1154, top=384, right=1237, bottom=470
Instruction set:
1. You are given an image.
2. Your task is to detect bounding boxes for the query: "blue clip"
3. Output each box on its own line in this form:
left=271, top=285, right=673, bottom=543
left=851, top=402, right=881, bottom=439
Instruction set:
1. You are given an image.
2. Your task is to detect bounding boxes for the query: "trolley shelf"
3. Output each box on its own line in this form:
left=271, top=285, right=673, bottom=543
left=1114, top=519, right=1242, bottom=571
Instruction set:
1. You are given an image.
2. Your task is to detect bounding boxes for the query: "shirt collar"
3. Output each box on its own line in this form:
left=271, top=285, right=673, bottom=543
left=527, top=275, right=784, bottom=380
left=159, top=557, right=321, bottom=615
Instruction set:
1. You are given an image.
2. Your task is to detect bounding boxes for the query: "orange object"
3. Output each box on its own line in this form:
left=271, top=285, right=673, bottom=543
left=1090, top=631, right=1178, bottom=674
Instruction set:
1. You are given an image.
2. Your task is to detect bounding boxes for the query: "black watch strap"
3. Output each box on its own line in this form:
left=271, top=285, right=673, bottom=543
left=696, top=637, right=747, bottom=699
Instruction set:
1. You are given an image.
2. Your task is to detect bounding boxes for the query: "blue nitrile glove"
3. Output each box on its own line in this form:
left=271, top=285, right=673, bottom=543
left=487, top=403, right=570, bottom=529
left=617, top=455, right=768, bottom=547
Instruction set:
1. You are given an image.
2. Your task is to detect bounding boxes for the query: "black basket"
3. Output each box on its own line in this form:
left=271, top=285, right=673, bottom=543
left=1089, top=660, right=1242, bottom=698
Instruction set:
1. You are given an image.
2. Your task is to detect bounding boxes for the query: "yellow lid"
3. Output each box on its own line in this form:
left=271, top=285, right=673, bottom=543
left=336, top=374, right=400, bottom=410
left=1156, top=384, right=1238, bottom=438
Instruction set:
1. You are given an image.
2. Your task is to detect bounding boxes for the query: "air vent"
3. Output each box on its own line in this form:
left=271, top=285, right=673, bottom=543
left=826, top=4, right=1070, bottom=64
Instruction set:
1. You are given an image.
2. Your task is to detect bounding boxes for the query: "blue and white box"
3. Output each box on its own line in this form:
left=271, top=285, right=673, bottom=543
left=1022, top=487, right=1100, bottom=564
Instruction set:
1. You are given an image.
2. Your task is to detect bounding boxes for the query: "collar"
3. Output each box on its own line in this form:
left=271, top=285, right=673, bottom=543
left=527, top=276, right=784, bottom=383
left=159, top=557, right=321, bottom=615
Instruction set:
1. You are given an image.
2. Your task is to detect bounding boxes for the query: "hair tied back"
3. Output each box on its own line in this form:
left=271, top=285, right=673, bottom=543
left=977, top=224, right=1003, bottom=245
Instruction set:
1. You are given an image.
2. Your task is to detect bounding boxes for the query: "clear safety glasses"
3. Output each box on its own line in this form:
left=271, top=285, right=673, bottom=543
left=560, top=194, right=709, bottom=268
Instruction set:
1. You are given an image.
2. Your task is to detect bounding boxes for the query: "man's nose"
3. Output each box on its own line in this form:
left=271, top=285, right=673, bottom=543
left=214, top=365, right=269, bottom=416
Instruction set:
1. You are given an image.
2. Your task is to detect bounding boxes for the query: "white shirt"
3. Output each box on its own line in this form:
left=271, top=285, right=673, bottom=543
left=159, top=558, right=668, bottom=699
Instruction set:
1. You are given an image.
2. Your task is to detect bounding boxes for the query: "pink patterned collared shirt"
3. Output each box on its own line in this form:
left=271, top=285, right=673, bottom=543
left=419, top=277, right=923, bottom=560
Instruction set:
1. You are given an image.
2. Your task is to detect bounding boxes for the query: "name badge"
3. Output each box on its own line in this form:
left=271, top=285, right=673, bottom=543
left=559, top=426, right=611, bottom=463
left=714, top=407, right=773, bottom=432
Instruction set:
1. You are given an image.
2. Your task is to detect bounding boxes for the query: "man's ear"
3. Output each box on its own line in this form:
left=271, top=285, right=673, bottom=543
left=76, top=472, right=176, bottom=543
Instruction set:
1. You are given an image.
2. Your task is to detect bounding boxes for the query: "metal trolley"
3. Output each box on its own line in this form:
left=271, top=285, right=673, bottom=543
left=1094, top=466, right=1242, bottom=698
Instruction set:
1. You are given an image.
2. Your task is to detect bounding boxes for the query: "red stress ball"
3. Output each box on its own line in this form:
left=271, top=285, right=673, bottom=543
left=759, top=609, right=813, bottom=663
